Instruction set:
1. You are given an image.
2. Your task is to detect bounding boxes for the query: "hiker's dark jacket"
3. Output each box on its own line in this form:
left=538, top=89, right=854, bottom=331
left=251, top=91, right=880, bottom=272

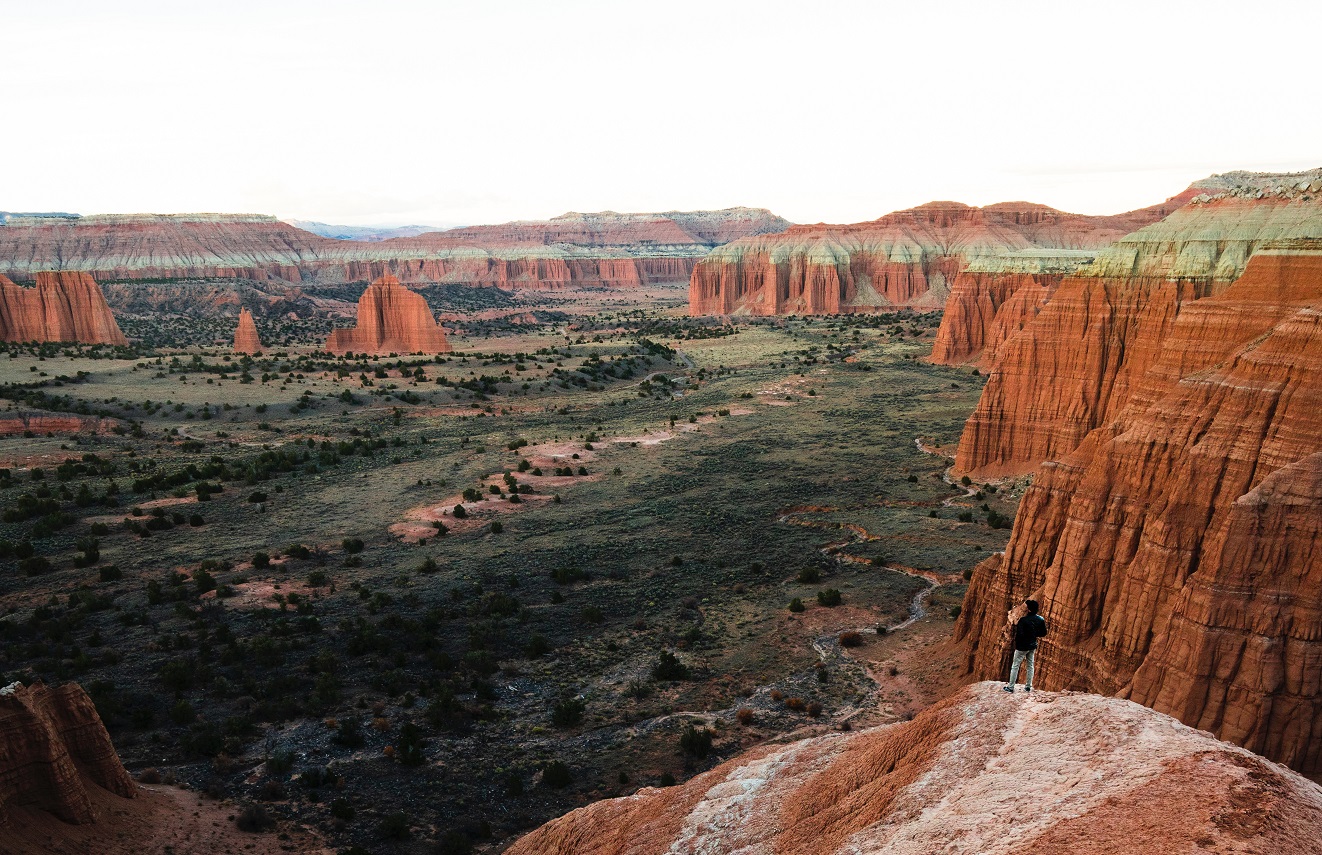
left=1013, top=614, right=1047, bottom=651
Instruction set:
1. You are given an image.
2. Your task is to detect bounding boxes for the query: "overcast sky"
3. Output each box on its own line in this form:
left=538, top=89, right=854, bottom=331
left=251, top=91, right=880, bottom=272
left=6, top=0, right=1320, bottom=227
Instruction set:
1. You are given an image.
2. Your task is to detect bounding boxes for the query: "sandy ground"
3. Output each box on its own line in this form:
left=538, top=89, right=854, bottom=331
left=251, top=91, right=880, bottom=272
left=0, top=780, right=330, bottom=855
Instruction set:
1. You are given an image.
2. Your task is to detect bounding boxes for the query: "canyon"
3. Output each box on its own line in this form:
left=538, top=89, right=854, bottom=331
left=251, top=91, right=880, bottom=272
left=0, top=208, right=789, bottom=291
left=687, top=195, right=1192, bottom=316
left=508, top=682, right=1322, bottom=854
left=324, top=274, right=451, bottom=355
left=0, top=272, right=127, bottom=345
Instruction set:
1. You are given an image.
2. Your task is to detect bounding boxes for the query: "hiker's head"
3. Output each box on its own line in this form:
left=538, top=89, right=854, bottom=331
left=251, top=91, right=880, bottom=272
left=1025, top=599, right=1039, bottom=614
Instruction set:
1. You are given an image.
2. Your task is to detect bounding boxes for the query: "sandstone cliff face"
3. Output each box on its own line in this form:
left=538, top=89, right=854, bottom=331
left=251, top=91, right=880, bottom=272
left=0, top=682, right=135, bottom=825
left=954, top=170, right=1322, bottom=479
left=325, top=275, right=451, bottom=355
left=688, top=198, right=1185, bottom=317
left=955, top=246, right=1322, bottom=772
left=233, top=307, right=262, bottom=354
left=929, top=250, right=1094, bottom=367
left=0, top=209, right=787, bottom=292
left=0, top=272, right=127, bottom=345
left=507, top=683, right=1322, bottom=854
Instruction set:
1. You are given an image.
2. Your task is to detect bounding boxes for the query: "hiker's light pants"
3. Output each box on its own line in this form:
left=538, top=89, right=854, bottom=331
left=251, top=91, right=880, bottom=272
left=1008, top=648, right=1035, bottom=689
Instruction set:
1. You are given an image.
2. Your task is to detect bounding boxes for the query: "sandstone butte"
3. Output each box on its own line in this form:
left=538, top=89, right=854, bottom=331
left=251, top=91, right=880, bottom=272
left=507, top=683, right=1322, bottom=854
left=232, top=307, right=262, bottom=354
left=686, top=195, right=1192, bottom=317
left=324, top=274, right=451, bottom=356
left=0, top=272, right=127, bottom=345
left=0, top=208, right=789, bottom=290
left=955, top=240, right=1322, bottom=773
left=954, top=168, right=1322, bottom=480
left=0, top=681, right=135, bottom=826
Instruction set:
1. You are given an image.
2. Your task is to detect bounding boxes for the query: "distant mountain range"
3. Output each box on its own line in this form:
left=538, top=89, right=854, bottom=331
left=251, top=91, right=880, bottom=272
left=287, top=220, right=457, bottom=241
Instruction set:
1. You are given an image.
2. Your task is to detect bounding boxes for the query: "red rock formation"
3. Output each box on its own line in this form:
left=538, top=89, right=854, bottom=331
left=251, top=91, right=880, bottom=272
left=688, top=196, right=1188, bottom=317
left=507, top=683, right=1322, bottom=854
left=929, top=251, right=1093, bottom=367
left=233, top=307, right=262, bottom=354
left=0, top=209, right=787, bottom=292
left=0, top=681, right=135, bottom=825
left=0, top=272, right=127, bottom=345
left=325, top=275, right=451, bottom=355
left=956, top=246, right=1322, bottom=772
left=955, top=170, right=1322, bottom=479
left=0, top=412, right=121, bottom=437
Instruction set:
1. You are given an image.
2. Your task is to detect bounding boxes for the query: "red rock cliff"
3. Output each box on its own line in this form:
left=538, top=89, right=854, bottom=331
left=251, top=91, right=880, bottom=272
left=688, top=198, right=1183, bottom=317
left=233, top=307, right=262, bottom=354
left=954, top=174, right=1322, bottom=479
left=929, top=250, right=1095, bottom=367
left=325, top=274, right=451, bottom=355
left=0, top=272, right=127, bottom=345
left=0, top=681, right=135, bottom=825
left=955, top=245, right=1322, bottom=772
left=0, top=209, right=788, bottom=292
left=507, top=683, right=1322, bottom=854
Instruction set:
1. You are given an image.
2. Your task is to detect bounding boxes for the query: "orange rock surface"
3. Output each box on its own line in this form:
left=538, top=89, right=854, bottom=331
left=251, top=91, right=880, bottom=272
left=324, top=275, right=451, bottom=355
left=232, top=307, right=262, bottom=353
left=0, top=681, right=135, bottom=826
left=955, top=170, right=1322, bottom=479
left=956, top=246, right=1322, bottom=772
left=507, top=683, right=1322, bottom=854
left=0, top=272, right=127, bottom=345
left=688, top=198, right=1185, bottom=317
left=929, top=251, right=1093, bottom=367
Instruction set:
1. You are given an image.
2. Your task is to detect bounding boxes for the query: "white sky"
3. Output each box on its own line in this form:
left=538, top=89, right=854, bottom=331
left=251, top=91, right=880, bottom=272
left=5, top=0, right=1320, bottom=227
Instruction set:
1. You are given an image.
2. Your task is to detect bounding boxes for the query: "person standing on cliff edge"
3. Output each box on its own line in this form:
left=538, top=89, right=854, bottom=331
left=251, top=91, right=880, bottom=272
left=1004, top=599, right=1047, bottom=693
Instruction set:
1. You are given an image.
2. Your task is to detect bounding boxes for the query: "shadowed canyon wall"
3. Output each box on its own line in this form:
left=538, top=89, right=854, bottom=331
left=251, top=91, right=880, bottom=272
left=0, top=682, right=136, bottom=825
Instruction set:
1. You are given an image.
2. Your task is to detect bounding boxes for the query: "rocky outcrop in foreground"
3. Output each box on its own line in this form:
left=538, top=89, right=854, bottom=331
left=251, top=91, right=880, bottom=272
left=325, top=275, right=451, bottom=355
left=688, top=197, right=1187, bottom=316
left=0, top=209, right=789, bottom=292
left=956, top=243, right=1322, bottom=772
left=233, top=307, right=262, bottom=353
left=0, top=682, right=135, bottom=825
left=954, top=169, right=1322, bottom=479
left=508, top=683, right=1322, bottom=854
left=0, top=272, right=127, bottom=345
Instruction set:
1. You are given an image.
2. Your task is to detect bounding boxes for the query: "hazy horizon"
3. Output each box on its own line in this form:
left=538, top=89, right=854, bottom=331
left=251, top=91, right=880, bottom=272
left=7, top=0, right=1321, bottom=227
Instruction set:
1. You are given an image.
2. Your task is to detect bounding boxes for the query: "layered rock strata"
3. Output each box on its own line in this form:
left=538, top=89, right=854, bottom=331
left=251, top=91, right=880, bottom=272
left=232, top=307, right=262, bottom=353
left=955, top=245, right=1322, bottom=772
left=0, top=272, right=127, bottom=345
left=508, top=683, right=1322, bottom=854
left=688, top=197, right=1188, bottom=316
left=929, top=250, right=1095, bottom=367
left=325, top=274, right=451, bottom=355
left=0, top=209, right=789, bottom=291
left=0, top=681, right=135, bottom=825
left=955, top=169, right=1322, bottom=479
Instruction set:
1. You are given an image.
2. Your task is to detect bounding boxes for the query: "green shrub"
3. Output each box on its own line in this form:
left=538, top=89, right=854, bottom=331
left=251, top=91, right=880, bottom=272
left=796, top=566, right=821, bottom=584
left=788, top=597, right=805, bottom=613
left=680, top=725, right=714, bottom=758
left=341, top=538, right=364, bottom=554
left=541, top=760, right=571, bottom=789
left=551, top=697, right=586, bottom=727
left=652, top=650, right=690, bottom=681
left=817, top=589, right=842, bottom=607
